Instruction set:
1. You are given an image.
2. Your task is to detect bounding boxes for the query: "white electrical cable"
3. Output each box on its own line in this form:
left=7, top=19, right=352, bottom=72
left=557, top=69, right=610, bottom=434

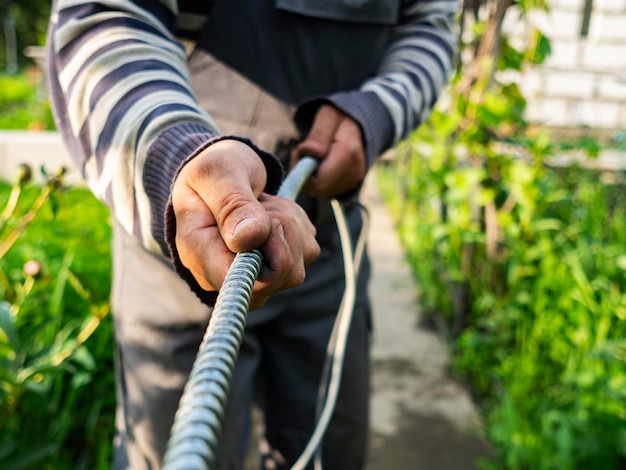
left=312, top=201, right=370, bottom=470
left=352, top=202, right=370, bottom=277
left=290, top=198, right=370, bottom=470
left=311, top=201, right=370, bottom=470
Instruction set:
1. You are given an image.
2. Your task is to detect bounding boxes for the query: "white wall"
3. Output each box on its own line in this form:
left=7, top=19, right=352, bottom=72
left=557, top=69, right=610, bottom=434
left=0, top=131, right=82, bottom=185
left=521, top=0, right=626, bottom=133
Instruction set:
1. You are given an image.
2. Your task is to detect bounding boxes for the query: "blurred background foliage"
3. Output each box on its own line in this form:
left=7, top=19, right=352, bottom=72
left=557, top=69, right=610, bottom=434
left=1, top=0, right=625, bottom=469
left=1, top=3, right=115, bottom=468
left=0, top=73, right=55, bottom=130
left=1, top=0, right=54, bottom=129
left=379, top=0, right=626, bottom=468
left=0, top=166, right=114, bottom=469
left=0, top=0, right=51, bottom=72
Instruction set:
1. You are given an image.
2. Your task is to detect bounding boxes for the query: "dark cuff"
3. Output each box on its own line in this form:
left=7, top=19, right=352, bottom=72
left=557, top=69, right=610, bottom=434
left=144, top=123, right=284, bottom=306
left=294, top=90, right=395, bottom=169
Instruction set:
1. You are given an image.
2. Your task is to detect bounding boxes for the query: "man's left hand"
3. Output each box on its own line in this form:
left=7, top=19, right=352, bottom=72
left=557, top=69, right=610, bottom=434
left=291, top=104, right=366, bottom=198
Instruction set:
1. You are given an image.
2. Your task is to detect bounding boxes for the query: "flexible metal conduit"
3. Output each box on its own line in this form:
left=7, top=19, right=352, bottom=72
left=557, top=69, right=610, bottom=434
left=162, top=157, right=319, bottom=470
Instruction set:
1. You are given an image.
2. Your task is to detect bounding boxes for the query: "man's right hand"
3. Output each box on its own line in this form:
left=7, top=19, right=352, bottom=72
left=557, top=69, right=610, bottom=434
left=171, top=139, right=320, bottom=309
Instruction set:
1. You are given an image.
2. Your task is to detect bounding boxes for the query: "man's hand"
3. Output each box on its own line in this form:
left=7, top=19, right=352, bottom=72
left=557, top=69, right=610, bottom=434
left=291, top=104, right=366, bottom=198
left=172, top=139, right=320, bottom=309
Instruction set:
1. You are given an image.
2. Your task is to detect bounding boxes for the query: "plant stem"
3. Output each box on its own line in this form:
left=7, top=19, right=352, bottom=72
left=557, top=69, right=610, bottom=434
left=0, top=185, right=52, bottom=260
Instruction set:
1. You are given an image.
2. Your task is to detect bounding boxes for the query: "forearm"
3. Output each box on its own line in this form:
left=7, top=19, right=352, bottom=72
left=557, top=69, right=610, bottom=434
left=363, top=0, right=458, bottom=140
left=297, top=0, right=459, bottom=167
left=47, top=1, right=219, bottom=255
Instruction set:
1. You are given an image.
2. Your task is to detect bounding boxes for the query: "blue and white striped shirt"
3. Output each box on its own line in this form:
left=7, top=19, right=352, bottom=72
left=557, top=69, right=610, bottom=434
left=47, top=0, right=458, bottom=259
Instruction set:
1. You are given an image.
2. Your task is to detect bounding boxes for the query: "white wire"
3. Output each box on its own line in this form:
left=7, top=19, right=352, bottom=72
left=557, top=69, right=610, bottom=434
left=353, top=202, right=370, bottom=277
left=291, top=198, right=370, bottom=470
left=312, top=202, right=370, bottom=470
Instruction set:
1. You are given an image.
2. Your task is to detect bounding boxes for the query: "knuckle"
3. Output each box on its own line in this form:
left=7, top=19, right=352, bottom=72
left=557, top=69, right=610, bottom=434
left=284, top=267, right=306, bottom=290
left=215, top=192, right=259, bottom=231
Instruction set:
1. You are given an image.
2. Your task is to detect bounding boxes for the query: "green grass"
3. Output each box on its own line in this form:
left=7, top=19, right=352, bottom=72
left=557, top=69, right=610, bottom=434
left=0, top=176, right=115, bottom=470
left=378, top=156, right=626, bottom=469
left=0, top=73, right=55, bottom=130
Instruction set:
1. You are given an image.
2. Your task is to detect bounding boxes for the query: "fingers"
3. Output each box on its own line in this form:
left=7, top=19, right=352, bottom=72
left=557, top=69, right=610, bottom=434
left=292, top=104, right=344, bottom=164
left=292, top=104, right=367, bottom=198
left=249, top=195, right=320, bottom=309
left=176, top=224, right=235, bottom=292
left=174, top=139, right=272, bottom=253
left=172, top=140, right=272, bottom=292
left=307, top=117, right=366, bottom=197
left=171, top=139, right=320, bottom=304
left=174, top=195, right=319, bottom=307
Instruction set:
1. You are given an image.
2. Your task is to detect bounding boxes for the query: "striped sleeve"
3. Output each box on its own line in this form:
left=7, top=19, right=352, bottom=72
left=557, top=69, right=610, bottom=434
left=46, top=0, right=284, bottom=260
left=46, top=0, right=220, bottom=256
left=323, top=0, right=459, bottom=165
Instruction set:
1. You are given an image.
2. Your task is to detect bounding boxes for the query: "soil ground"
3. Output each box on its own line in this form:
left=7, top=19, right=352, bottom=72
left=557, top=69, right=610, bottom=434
left=363, top=172, right=493, bottom=470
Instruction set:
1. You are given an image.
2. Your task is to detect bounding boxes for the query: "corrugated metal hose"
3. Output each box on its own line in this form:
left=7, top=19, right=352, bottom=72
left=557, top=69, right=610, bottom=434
left=162, top=156, right=367, bottom=470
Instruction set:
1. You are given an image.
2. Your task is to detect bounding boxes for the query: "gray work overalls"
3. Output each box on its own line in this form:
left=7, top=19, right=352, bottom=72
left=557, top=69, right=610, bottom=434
left=112, top=0, right=399, bottom=468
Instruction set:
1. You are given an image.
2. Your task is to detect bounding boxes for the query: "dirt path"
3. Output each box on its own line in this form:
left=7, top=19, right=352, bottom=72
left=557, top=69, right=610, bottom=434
left=362, top=171, right=493, bottom=469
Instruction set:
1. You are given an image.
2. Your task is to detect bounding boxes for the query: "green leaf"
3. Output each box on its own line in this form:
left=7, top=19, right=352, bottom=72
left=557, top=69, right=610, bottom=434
left=0, top=443, right=57, bottom=470
left=530, top=30, right=552, bottom=65
left=0, top=301, right=19, bottom=350
left=72, top=344, right=96, bottom=372
left=500, top=39, right=525, bottom=71
left=531, top=218, right=563, bottom=232
left=49, top=249, right=75, bottom=317
left=15, top=363, right=71, bottom=387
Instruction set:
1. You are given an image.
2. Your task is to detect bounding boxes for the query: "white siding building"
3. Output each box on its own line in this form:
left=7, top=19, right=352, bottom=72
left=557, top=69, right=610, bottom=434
left=521, top=0, right=626, bottom=137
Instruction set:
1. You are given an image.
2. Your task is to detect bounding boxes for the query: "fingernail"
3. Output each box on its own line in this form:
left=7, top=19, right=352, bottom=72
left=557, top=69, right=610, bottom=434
left=275, top=219, right=286, bottom=242
left=233, top=217, right=257, bottom=238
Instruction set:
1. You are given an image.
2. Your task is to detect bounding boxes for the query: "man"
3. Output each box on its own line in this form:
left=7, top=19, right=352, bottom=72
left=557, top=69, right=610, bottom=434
left=46, top=1, right=458, bottom=468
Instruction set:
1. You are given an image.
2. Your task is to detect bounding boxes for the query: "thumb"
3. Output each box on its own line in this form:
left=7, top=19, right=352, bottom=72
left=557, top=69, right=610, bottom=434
left=293, top=104, right=343, bottom=164
left=213, top=186, right=271, bottom=253
left=180, top=139, right=272, bottom=253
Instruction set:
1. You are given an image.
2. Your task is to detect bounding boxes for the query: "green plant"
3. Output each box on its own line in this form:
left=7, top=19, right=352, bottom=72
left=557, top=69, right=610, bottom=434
left=0, top=0, right=52, bottom=70
left=0, top=73, right=55, bottom=130
left=0, top=165, right=114, bottom=469
left=378, top=0, right=626, bottom=467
